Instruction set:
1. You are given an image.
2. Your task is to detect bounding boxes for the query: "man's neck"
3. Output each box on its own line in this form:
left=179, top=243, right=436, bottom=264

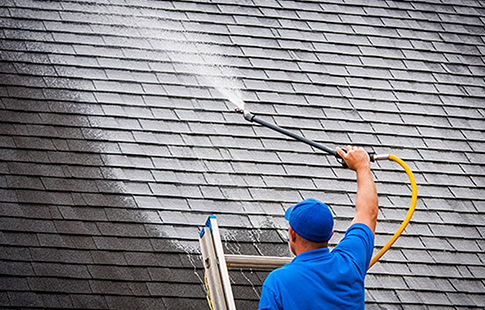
left=295, top=244, right=328, bottom=256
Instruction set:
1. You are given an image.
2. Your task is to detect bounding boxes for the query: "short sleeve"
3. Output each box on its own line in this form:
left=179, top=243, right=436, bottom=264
left=332, top=223, right=375, bottom=277
left=258, top=274, right=281, bottom=310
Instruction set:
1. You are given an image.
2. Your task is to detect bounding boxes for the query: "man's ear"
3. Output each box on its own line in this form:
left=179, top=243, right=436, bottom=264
left=289, top=227, right=297, bottom=242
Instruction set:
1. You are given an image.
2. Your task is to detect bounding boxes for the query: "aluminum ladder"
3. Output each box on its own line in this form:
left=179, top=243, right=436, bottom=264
left=198, top=215, right=292, bottom=310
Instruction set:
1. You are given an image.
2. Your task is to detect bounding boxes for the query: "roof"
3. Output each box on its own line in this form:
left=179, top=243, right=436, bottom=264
left=1, top=0, right=484, bottom=309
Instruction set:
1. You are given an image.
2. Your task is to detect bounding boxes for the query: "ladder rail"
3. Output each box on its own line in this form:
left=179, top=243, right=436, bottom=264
left=208, top=217, right=237, bottom=310
left=199, top=227, right=228, bottom=310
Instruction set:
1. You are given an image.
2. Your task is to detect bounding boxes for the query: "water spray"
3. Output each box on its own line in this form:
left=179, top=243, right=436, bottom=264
left=235, top=108, right=417, bottom=269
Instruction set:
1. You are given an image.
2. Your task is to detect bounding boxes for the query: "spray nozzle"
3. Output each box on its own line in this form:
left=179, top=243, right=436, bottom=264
left=235, top=108, right=255, bottom=122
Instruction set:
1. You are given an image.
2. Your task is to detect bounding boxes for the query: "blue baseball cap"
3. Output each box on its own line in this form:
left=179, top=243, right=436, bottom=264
left=285, top=198, right=334, bottom=242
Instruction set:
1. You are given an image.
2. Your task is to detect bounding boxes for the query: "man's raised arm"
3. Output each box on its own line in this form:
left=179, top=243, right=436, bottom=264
left=336, top=146, right=378, bottom=234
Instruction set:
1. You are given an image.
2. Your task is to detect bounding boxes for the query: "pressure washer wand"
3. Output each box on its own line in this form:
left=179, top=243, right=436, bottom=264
left=236, top=108, right=347, bottom=167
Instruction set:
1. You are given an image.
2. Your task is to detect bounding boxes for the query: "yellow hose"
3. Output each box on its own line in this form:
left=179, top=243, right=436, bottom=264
left=368, top=154, right=418, bottom=269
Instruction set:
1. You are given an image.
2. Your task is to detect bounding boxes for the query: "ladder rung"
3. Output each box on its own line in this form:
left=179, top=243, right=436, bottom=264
left=225, top=254, right=292, bottom=269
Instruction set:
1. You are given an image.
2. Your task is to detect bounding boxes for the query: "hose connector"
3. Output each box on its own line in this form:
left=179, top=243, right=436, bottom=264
left=372, top=154, right=390, bottom=161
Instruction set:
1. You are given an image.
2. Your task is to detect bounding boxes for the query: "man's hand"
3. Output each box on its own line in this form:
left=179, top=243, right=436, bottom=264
left=336, top=146, right=371, bottom=172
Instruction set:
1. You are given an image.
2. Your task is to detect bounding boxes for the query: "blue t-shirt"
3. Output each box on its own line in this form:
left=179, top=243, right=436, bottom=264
left=258, top=223, right=374, bottom=310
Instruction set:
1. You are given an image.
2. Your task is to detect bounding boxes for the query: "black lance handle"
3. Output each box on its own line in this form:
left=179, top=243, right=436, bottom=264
left=239, top=109, right=348, bottom=168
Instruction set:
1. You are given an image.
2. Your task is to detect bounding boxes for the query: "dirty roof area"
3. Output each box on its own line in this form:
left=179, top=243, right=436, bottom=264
left=0, top=0, right=484, bottom=309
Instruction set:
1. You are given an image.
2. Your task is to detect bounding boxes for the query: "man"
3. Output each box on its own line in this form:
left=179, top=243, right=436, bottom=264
left=258, top=146, right=378, bottom=310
